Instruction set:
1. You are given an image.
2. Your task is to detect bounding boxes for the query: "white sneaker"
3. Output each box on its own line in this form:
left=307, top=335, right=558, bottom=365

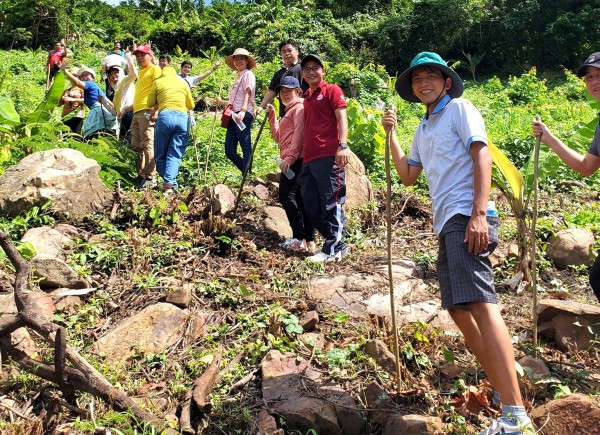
left=306, top=251, right=335, bottom=263
left=480, top=417, right=534, bottom=435
left=141, top=178, right=157, bottom=189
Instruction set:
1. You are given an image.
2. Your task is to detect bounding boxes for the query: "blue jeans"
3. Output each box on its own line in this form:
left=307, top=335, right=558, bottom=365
left=154, top=109, right=189, bottom=188
left=224, top=111, right=254, bottom=173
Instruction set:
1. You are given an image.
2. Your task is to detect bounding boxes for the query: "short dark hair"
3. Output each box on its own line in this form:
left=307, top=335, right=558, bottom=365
left=278, top=40, right=299, bottom=52
left=181, top=60, right=193, bottom=68
left=159, top=55, right=171, bottom=62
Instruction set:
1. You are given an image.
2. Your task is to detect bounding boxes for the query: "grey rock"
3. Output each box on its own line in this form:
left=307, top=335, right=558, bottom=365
left=0, top=149, right=111, bottom=220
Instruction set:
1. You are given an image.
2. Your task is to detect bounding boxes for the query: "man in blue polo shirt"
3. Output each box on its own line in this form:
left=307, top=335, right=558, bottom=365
left=300, top=54, right=350, bottom=263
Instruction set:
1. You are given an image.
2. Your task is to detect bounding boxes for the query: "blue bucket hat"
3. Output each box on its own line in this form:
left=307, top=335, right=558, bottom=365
left=275, top=76, right=301, bottom=93
left=395, top=52, right=464, bottom=103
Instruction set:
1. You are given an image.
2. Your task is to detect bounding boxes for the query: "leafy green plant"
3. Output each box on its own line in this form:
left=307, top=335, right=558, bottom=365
left=451, top=51, right=486, bottom=81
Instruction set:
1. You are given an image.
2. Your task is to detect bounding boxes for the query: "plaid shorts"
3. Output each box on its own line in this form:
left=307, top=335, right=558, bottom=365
left=437, top=214, right=499, bottom=310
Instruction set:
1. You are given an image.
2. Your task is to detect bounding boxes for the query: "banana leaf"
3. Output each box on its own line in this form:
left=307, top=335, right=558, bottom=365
left=24, top=71, right=65, bottom=126
left=489, top=139, right=525, bottom=215
left=521, top=117, right=598, bottom=194
left=0, top=95, right=19, bottom=125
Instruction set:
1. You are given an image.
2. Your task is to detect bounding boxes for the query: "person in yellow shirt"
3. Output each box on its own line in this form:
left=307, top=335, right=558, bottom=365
left=131, top=44, right=162, bottom=189
left=147, top=66, right=194, bottom=194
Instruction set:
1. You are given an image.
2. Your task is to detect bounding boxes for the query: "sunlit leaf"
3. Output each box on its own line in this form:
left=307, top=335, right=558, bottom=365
left=489, top=139, right=524, bottom=215
left=0, top=95, right=19, bottom=124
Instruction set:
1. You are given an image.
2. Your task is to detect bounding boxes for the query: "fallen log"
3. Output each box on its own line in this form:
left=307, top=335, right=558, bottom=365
left=0, top=231, right=163, bottom=431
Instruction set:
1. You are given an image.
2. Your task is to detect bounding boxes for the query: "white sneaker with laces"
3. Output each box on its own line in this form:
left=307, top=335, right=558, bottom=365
left=480, top=417, right=533, bottom=435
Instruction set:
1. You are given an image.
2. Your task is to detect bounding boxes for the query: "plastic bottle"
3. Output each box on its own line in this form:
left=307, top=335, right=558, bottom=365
left=486, top=200, right=498, bottom=216
left=234, top=115, right=246, bottom=131
left=275, top=158, right=295, bottom=179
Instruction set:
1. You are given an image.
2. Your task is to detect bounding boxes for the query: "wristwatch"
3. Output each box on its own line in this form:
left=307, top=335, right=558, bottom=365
left=338, top=142, right=348, bottom=149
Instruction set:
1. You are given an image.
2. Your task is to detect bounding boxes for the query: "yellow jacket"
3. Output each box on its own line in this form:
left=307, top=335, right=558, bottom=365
left=147, top=66, right=194, bottom=114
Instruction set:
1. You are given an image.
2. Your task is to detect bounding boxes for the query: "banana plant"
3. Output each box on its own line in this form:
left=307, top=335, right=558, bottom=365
left=0, top=71, right=65, bottom=164
left=489, top=98, right=599, bottom=289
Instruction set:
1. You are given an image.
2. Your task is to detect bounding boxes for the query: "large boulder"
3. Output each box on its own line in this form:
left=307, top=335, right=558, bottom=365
left=344, top=151, right=373, bottom=210
left=530, top=394, right=600, bottom=435
left=547, top=228, right=594, bottom=268
left=0, top=149, right=111, bottom=220
left=93, top=303, right=209, bottom=363
left=31, top=254, right=88, bottom=290
left=384, top=414, right=443, bottom=435
left=21, top=226, right=74, bottom=260
left=263, top=206, right=292, bottom=239
left=537, top=298, right=600, bottom=351
left=261, top=350, right=363, bottom=435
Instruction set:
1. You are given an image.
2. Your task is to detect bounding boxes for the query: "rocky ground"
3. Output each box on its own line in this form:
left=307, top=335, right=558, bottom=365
left=0, top=154, right=599, bottom=434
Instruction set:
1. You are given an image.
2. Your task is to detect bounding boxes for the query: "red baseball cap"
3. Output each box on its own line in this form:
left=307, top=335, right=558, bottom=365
left=133, top=45, right=152, bottom=56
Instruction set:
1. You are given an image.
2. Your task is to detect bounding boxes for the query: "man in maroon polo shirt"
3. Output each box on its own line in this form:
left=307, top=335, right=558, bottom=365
left=300, top=54, right=351, bottom=263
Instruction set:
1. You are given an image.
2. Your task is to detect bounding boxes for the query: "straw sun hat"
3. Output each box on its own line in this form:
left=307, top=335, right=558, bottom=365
left=225, top=48, right=256, bottom=70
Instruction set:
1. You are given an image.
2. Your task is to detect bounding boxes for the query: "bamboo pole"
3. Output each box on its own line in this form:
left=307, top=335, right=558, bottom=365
left=204, top=79, right=225, bottom=183
left=531, top=114, right=542, bottom=352
left=384, top=107, right=402, bottom=391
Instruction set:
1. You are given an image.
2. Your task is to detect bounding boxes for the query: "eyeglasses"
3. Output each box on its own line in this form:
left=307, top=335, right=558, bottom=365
left=584, top=72, right=600, bottom=83
left=302, top=66, right=322, bottom=73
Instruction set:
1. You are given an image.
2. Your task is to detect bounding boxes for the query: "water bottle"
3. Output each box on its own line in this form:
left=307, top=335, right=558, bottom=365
left=234, top=114, right=246, bottom=131
left=486, top=200, right=498, bottom=216
left=275, top=157, right=295, bottom=179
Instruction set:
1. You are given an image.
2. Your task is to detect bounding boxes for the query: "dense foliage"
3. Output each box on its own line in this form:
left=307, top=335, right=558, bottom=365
left=0, top=0, right=598, bottom=76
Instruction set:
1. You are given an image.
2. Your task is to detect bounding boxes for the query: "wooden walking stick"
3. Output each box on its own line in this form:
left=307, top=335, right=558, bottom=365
left=204, top=79, right=225, bottom=182
left=232, top=114, right=268, bottom=219
left=189, top=111, right=202, bottom=176
left=45, top=65, right=51, bottom=92
left=531, top=114, right=542, bottom=352
left=383, top=106, right=403, bottom=391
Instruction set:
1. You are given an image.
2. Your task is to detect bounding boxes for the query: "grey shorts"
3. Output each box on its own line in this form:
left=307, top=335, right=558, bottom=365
left=437, top=214, right=499, bottom=310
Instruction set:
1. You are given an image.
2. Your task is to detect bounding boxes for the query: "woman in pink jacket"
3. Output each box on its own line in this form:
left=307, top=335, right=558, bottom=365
left=267, top=76, right=315, bottom=253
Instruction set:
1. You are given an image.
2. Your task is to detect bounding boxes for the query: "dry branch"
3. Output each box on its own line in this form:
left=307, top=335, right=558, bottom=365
left=192, top=348, right=223, bottom=414
left=0, top=231, right=162, bottom=430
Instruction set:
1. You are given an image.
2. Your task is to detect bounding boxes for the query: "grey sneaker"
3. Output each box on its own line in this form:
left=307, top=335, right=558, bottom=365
left=306, top=251, right=336, bottom=263
left=141, top=178, right=157, bottom=189
left=480, top=417, right=534, bottom=435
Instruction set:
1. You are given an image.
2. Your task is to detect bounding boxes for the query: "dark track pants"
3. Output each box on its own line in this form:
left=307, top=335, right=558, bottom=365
left=279, top=158, right=315, bottom=242
left=300, top=156, right=346, bottom=255
left=588, top=253, right=600, bottom=302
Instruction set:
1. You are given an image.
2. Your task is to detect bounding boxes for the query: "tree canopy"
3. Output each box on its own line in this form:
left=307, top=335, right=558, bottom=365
left=0, top=0, right=597, bottom=75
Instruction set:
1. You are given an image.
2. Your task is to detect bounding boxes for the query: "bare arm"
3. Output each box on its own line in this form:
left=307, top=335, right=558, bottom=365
left=334, top=107, right=350, bottom=168
left=193, top=61, right=221, bottom=84
left=381, top=108, right=422, bottom=185
left=533, top=120, right=600, bottom=177
left=60, top=63, right=85, bottom=88
left=256, top=90, right=277, bottom=116
left=465, top=141, right=492, bottom=255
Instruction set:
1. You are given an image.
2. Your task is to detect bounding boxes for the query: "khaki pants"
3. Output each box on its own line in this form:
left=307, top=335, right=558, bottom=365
left=131, top=110, right=156, bottom=179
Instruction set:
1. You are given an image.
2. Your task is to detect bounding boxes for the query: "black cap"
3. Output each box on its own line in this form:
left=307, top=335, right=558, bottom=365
left=576, top=52, right=600, bottom=77
left=301, top=54, right=324, bottom=68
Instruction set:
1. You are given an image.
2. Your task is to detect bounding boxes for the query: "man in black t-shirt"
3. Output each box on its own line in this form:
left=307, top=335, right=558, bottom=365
left=255, top=40, right=307, bottom=117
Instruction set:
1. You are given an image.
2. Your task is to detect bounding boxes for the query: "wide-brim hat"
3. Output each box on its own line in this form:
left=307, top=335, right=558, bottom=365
left=225, top=48, right=256, bottom=70
left=576, top=52, right=600, bottom=77
left=77, top=65, right=96, bottom=80
left=275, top=76, right=301, bottom=93
left=395, top=52, right=464, bottom=103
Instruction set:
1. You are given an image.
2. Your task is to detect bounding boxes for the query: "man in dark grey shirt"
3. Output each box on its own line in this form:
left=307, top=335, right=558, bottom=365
left=255, top=40, right=307, bottom=117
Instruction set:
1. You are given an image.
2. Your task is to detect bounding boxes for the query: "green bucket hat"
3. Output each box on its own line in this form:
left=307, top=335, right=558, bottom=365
left=395, top=52, right=464, bottom=103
